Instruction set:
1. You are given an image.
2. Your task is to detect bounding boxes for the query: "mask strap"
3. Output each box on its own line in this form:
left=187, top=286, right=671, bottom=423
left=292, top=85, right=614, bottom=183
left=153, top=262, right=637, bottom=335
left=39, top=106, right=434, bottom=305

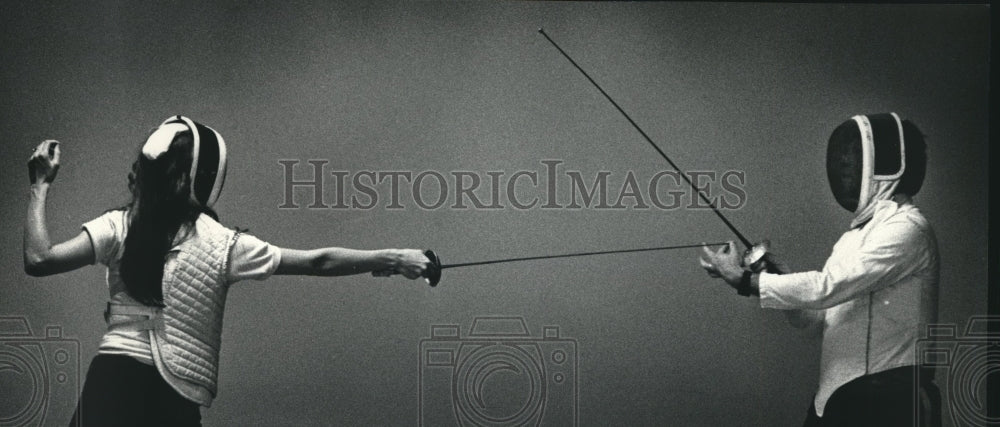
left=872, top=112, right=905, bottom=180
left=141, top=123, right=188, bottom=160
left=851, top=115, right=874, bottom=215
left=159, top=116, right=202, bottom=205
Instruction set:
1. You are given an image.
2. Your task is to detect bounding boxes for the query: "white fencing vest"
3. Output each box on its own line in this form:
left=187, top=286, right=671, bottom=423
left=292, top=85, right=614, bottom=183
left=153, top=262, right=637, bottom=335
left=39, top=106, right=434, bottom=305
left=106, top=215, right=238, bottom=407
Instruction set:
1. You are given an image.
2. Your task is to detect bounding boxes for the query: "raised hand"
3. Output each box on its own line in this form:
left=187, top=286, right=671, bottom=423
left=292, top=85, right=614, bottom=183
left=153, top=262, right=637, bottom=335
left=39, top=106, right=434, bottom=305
left=28, top=140, right=61, bottom=185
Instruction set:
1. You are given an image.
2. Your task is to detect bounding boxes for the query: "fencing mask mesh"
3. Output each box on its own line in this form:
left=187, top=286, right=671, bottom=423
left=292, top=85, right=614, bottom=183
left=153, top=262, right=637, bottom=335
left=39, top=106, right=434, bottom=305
left=826, top=112, right=917, bottom=227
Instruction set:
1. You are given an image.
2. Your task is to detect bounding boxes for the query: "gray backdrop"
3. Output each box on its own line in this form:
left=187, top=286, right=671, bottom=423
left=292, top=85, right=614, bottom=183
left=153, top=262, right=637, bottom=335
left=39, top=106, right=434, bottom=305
left=0, top=2, right=989, bottom=426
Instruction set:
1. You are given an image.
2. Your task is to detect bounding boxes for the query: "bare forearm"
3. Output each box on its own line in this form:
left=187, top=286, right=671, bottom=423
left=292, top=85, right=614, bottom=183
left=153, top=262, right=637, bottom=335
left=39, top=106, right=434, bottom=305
left=275, top=246, right=430, bottom=278
left=22, top=140, right=92, bottom=276
left=308, top=248, right=402, bottom=276
left=24, top=184, right=52, bottom=267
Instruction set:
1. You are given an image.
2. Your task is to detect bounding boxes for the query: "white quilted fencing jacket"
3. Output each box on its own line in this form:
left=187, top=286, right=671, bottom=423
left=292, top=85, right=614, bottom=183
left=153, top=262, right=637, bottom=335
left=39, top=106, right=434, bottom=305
left=107, top=215, right=238, bottom=407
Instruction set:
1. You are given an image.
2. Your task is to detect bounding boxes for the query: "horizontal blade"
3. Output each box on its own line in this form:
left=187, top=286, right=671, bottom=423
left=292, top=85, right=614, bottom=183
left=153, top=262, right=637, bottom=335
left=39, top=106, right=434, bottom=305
left=442, top=242, right=728, bottom=270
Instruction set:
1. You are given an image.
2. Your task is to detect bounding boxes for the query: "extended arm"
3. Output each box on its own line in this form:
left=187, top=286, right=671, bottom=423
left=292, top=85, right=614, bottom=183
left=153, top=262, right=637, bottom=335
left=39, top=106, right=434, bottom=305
left=274, top=247, right=430, bottom=279
left=755, top=221, right=928, bottom=310
left=23, top=140, right=95, bottom=277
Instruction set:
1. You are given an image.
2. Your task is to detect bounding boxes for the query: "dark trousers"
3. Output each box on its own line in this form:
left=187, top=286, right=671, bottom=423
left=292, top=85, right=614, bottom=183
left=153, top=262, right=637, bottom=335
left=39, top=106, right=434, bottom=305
left=802, top=365, right=942, bottom=427
left=70, top=354, right=202, bottom=427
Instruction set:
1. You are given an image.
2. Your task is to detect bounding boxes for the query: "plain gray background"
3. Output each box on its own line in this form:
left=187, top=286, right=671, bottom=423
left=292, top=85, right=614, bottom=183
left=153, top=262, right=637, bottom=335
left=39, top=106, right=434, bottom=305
left=0, top=2, right=989, bottom=426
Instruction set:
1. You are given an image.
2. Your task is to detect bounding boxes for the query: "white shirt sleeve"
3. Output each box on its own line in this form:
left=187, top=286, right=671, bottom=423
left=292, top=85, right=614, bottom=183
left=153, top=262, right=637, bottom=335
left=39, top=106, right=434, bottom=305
left=227, top=233, right=283, bottom=283
left=81, top=210, right=127, bottom=266
left=759, top=218, right=931, bottom=310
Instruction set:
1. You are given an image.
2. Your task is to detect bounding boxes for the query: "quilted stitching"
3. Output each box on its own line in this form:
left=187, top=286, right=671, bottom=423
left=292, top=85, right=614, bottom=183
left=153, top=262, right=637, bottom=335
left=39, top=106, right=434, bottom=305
left=157, top=216, right=235, bottom=394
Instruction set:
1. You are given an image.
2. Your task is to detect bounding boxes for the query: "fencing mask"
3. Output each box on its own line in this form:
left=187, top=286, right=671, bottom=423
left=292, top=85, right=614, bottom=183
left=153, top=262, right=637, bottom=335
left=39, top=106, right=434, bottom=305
left=826, top=112, right=924, bottom=228
left=142, top=115, right=228, bottom=207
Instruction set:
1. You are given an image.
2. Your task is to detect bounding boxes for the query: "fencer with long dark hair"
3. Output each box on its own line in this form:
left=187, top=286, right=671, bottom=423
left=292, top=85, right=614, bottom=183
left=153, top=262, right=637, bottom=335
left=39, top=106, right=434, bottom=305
left=23, top=116, right=436, bottom=426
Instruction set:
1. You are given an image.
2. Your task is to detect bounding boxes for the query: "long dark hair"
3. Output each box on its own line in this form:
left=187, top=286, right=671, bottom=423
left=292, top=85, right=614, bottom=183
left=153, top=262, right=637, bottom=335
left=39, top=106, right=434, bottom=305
left=119, top=130, right=218, bottom=306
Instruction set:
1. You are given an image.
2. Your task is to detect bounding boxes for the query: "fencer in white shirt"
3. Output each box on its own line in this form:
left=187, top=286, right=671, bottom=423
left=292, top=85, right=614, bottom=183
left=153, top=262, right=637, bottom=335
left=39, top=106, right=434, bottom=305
left=700, top=112, right=940, bottom=427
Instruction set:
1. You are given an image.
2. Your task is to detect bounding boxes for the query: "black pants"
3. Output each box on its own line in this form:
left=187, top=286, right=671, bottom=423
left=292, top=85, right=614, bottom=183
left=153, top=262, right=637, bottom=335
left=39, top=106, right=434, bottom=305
left=802, top=365, right=942, bottom=427
left=70, top=354, right=202, bottom=427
